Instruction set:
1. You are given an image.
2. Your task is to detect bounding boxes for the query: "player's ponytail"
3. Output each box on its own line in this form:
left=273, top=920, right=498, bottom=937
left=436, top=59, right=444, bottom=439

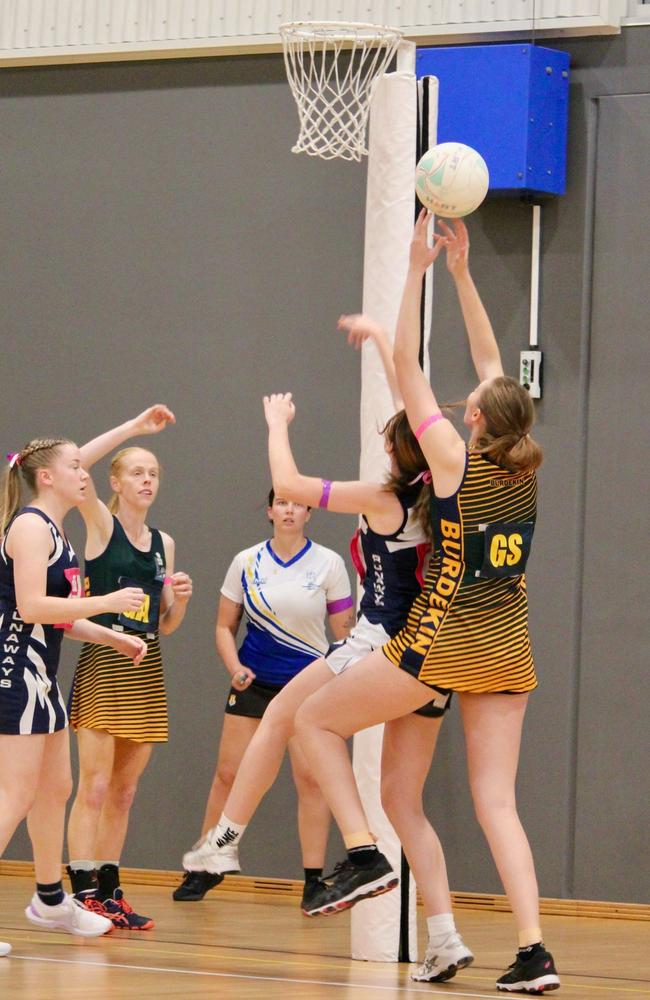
left=474, top=377, right=543, bottom=473
left=0, top=459, right=23, bottom=536
left=107, top=448, right=135, bottom=514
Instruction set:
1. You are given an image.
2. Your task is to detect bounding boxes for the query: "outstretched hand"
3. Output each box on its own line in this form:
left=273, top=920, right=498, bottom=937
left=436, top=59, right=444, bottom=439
left=438, top=218, right=470, bottom=277
left=337, top=313, right=386, bottom=351
left=263, top=393, right=296, bottom=428
left=409, top=209, right=448, bottom=273
left=131, top=405, right=176, bottom=436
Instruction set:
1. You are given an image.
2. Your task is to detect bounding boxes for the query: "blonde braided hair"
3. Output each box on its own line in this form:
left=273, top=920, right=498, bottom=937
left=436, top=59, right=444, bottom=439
left=1, top=438, right=74, bottom=535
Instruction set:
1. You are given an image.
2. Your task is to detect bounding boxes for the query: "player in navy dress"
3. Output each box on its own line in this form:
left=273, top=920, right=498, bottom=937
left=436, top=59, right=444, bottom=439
left=0, top=438, right=146, bottom=955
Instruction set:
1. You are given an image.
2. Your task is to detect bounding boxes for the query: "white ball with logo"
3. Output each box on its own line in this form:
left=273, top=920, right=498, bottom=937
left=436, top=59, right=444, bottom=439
left=416, top=142, right=489, bottom=218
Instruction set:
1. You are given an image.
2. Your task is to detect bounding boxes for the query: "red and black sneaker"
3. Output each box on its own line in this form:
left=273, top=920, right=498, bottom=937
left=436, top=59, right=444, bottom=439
left=496, top=945, right=560, bottom=993
left=103, top=889, right=155, bottom=930
left=302, top=853, right=398, bottom=916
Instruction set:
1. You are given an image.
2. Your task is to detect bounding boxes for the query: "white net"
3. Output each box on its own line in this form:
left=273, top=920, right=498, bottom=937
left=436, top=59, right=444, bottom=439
left=280, top=21, right=404, bottom=162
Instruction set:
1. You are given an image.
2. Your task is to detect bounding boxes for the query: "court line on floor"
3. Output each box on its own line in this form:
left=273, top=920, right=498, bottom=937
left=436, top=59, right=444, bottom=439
left=5, top=955, right=509, bottom=997
left=5, top=940, right=649, bottom=995
left=10, top=955, right=650, bottom=997
left=0, top=930, right=417, bottom=976
left=0, top=928, right=492, bottom=985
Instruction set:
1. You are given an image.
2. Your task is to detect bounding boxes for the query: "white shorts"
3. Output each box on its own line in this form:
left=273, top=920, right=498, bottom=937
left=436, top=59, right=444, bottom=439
left=325, top=614, right=453, bottom=719
left=325, top=615, right=391, bottom=676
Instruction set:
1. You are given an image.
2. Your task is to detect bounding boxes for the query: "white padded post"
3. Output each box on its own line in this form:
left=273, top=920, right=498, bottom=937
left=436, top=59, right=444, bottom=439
left=351, top=67, right=438, bottom=963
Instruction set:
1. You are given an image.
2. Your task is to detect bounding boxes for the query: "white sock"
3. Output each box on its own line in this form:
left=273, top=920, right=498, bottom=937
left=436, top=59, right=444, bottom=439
left=426, top=912, right=457, bottom=947
left=212, top=814, right=246, bottom=847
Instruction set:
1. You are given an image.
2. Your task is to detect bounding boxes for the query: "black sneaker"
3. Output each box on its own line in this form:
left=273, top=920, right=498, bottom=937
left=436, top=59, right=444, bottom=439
left=173, top=870, right=224, bottom=902
left=303, top=853, right=398, bottom=916
left=496, top=945, right=560, bottom=994
left=300, top=878, right=329, bottom=915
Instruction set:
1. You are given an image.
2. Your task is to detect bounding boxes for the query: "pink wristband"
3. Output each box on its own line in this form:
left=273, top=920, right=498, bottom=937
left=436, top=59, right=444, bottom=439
left=415, top=412, right=444, bottom=440
left=319, top=479, right=332, bottom=509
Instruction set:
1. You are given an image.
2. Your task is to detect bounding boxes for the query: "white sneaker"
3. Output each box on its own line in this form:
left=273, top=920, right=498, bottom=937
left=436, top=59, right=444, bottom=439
left=0, top=941, right=11, bottom=957
left=25, top=893, right=112, bottom=937
left=411, top=931, right=474, bottom=983
left=182, top=830, right=241, bottom=875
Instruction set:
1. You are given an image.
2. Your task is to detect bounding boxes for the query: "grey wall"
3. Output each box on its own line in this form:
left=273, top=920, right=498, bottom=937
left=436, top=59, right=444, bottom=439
left=2, top=27, right=649, bottom=903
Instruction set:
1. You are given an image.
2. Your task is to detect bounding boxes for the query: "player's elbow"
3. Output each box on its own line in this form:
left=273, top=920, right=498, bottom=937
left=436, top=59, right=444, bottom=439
left=393, top=344, right=417, bottom=371
left=273, top=475, right=297, bottom=499
left=159, top=613, right=179, bottom=637
left=16, top=601, right=38, bottom=623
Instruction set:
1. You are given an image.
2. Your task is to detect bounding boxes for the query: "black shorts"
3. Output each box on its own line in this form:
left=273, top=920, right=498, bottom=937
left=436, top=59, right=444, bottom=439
left=223, top=676, right=452, bottom=721
left=414, top=686, right=453, bottom=719
left=224, top=679, right=282, bottom=720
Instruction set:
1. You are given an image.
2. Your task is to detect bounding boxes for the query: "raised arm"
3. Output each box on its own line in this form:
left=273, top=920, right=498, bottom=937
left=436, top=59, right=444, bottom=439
left=77, top=404, right=176, bottom=544
left=264, top=393, right=397, bottom=523
left=80, top=405, right=176, bottom=470
left=440, top=219, right=503, bottom=381
left=336, top=313, right=402, bottom=409
left=393, top=210, right=466, bottom=493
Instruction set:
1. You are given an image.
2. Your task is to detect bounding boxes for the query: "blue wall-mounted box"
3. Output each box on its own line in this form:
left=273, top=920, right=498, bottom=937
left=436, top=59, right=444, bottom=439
left=416, top=44, right=570, bottom=196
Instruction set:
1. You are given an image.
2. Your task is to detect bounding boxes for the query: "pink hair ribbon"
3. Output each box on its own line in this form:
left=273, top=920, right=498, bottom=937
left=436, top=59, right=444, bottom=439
left=408, top=470, right=432, bottom=485
left=6, top=453, right=21, bottom=469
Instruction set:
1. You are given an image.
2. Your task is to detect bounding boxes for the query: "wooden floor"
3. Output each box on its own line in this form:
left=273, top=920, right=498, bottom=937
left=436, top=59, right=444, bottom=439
left=1, top=875, right=648, bottom=998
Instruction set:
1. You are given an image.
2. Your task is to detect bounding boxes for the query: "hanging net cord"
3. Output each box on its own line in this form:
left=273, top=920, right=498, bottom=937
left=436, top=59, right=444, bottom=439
left=280, top=22, right=403, bottom=162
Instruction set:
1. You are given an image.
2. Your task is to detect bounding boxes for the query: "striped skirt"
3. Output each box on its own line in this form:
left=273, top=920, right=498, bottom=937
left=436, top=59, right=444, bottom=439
left=68, top=634, right=168, bottom=742
left=384, top=575, right=537, bottom=694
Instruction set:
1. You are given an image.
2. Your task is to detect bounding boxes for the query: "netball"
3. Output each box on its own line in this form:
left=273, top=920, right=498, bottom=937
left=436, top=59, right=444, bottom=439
left=415, top=142, right=490, bottom=218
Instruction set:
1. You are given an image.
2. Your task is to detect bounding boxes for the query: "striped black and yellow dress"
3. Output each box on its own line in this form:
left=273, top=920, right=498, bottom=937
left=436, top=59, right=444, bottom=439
left=68, top=516, right=168, bottom=742
left=383, top=450, right=538, bottom=693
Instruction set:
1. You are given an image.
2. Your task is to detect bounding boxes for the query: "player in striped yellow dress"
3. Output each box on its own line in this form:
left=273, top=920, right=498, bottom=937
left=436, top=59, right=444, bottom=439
left=293, top=214, right=560, bottom=994
left=66, top=405, right=192, bottom=931
left=384, top=448, right=538, bottom=694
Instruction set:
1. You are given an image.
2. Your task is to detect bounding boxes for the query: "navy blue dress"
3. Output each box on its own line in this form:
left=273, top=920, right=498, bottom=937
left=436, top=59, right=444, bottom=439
left=0, top=507, right=81, bottom=734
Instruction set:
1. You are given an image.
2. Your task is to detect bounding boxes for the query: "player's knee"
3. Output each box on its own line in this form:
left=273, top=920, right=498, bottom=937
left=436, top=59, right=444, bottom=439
left=1, top=786, right=37, bottom=821
left=380, top=774, right=419, bottom=826
left=293, top=767, right=321, bottom=800
left=293, top=701, right=318, bottom=739
left=109, top=779, right=140, bottom=812
left=79, top=772, right=111, bottom=811
left=471, top=784, right=516, bottom=830
left=263, top=699, right=294, bottom=739
left=380, top=772, right=401, bottom=820
left=214, top=762, right=237, bottom=792
left=50, top=771, right=73, bottom=806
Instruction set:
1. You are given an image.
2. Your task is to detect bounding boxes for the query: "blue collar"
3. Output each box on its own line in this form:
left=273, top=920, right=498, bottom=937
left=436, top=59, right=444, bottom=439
left=265, top=538, right=312, bottom=568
